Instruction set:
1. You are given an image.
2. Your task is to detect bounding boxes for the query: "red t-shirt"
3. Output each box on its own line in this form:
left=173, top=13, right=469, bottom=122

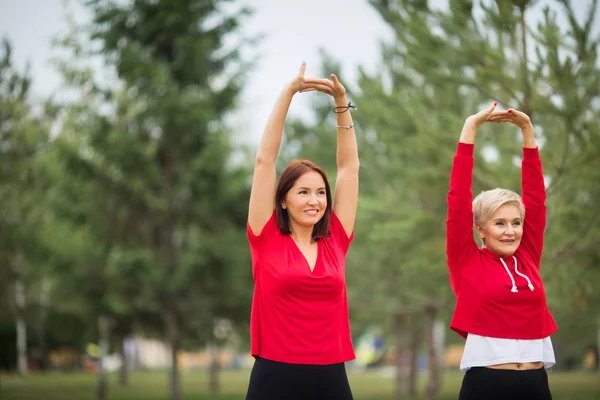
left=247, top=211, right=355, bottom=365
left=446, top=142, right=557, bottom=339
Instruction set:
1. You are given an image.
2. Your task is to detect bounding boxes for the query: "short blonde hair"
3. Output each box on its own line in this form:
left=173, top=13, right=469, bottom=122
left=472, top=188, right=525, bottom=227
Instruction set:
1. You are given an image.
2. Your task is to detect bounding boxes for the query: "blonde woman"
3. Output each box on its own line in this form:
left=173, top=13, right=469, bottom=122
left=446, top=104, right=557, bottom=400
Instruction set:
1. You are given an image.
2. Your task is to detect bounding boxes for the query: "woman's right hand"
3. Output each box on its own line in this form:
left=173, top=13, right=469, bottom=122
left=285, top=62, right=334, bottom=96
left=464, top=102, right=497, bottom=128
left=459, top=102, right=497, bottom=144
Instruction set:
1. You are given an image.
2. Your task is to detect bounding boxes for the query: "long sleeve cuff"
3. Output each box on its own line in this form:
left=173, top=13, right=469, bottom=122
left=457, top=142, right=475, bottom=157
left=523, top=146, right=540, bottom=160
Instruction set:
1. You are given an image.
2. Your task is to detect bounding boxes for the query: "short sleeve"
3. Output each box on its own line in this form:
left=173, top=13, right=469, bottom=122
left=247, top=212, right=277, bottom=248
left=329, top=212, right=354, bottom=254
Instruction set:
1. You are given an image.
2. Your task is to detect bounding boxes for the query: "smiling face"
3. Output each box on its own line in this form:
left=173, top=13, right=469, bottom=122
left=476, top=203, right=523, bottom=257
left=282, top=170, right=327, bottom=230
left=275, top=160, right=332, bottom=239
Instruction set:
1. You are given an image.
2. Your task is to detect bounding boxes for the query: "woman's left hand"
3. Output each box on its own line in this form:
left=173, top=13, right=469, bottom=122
left=302, top=73, right=347, bottom=102
left=488, top=108, right=533, bottom=132
left=488, top=108, right=536, bottom=147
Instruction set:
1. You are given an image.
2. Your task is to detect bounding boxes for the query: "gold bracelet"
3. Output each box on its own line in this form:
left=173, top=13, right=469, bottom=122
left=337, top=124, right=354, bottom=129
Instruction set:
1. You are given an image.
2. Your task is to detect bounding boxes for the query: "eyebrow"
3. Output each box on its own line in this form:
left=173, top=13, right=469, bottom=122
left=297, top=186, right=326, bottom=190
left=493, top=218, right=522, bottom=221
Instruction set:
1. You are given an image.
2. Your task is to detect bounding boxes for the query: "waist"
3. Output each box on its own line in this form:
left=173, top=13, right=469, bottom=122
left=251, top=323, right=355, bottom=365
left=253, top=348, right=355, bottom=365
left=254, top=356, right=346, bottom=368
left=485, top=362, right=544, bottom=371
left=459, top=333, right=555, bottom=372
left=451, top=312, right=557, bottom=339
left=251, top=303, right=353, bottom=364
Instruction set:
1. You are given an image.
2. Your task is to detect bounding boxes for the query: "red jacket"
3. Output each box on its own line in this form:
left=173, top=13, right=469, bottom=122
left=446, top=142, right=557, bottom=339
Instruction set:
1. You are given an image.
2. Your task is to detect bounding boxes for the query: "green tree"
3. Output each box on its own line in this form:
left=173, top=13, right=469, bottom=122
left=288, top=0, right=600, bottom=386
left=366, top=0, right=600, bottom=365
left=0, top=38, right=54, bottom=375
left=51, top=1, right=255, bottom=398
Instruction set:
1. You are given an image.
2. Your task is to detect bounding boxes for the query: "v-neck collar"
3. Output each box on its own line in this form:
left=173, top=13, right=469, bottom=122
left=289, top=236, right=320, bottom=274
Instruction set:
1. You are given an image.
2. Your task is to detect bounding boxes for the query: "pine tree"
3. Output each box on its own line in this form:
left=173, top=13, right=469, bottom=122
left=366, top=0, right=600, bottom=363
left=290, top=0, right=600, bottom=380
left=52, top=1, right=254, bottom=398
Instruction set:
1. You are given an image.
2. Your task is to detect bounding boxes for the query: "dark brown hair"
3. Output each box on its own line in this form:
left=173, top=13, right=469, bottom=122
left=275, top=160, right=332, bottom=240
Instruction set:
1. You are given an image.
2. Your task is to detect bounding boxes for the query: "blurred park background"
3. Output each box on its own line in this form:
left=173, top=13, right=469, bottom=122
left=1, top=0, right=599, bottom=399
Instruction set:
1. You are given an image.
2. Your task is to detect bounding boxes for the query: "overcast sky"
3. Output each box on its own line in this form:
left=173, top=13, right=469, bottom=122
left=1, top=0, right=597, bottom=145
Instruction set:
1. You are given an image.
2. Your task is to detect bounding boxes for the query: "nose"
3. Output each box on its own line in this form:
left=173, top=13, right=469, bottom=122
left=505, top=225, right=515, bottom=235
left=307, top=194, right=318, bottom=205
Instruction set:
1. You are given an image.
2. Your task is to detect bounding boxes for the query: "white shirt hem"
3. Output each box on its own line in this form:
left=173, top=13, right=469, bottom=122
left=459, top=333, right=556, bottom=372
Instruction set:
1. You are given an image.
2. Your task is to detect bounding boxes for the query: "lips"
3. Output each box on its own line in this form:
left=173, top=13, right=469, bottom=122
left=500, top=239, right=515, bottom=244
left=304, top=209, right=319, bottom=216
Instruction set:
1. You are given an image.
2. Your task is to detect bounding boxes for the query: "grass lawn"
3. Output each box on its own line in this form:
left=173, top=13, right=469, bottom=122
left=1, top=369, right=599, bottom=399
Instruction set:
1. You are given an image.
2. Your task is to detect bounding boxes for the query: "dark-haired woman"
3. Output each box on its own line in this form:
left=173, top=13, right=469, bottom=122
left=245, top=63, right=359, bottom=400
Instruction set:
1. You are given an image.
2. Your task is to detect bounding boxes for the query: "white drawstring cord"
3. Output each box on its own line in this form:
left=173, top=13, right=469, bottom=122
left=500, top=258, right=518, bottom=293
left=512, top=256, right=535, bottom=291
left=500, top=256, right=535, bottom=293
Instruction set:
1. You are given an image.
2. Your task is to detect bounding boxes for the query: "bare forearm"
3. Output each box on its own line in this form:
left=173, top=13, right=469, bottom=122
left=256, top=87, right=295, bottom=163
left=522, top=125, right=537, bottom=148
left=335, top=95, right=359, bottom=169
left=460, top=102, right=498, bottom=144
left=459, top=121, right=477, bottom=144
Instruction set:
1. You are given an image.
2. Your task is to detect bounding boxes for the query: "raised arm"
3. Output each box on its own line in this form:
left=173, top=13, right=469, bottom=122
left=303, top=74, right=359, bottom=237
left=488, top=109, right=545, bottom=264
left=331, top=75, right=359, bottom=237
left=248, top=63, right=334, bottom=235
left=447, top=103, right=496, bottom=293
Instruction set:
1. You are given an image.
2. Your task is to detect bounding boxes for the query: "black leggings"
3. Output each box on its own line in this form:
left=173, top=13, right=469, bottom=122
left=245, top=357, right=354, bottom=400
left=459, top=367, right=552, bottom=400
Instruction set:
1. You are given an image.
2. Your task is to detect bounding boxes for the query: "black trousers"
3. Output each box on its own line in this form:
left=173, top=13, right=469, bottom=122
left=459, top=367, right=552, bottom=400
left=245, top=357, right=354, bottom=400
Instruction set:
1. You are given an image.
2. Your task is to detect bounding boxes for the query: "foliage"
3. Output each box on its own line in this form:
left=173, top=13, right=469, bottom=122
left=287, top=0, right=600, bottom=358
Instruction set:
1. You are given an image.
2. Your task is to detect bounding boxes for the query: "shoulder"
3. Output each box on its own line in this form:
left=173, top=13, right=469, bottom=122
left=247, top=212, right=279, bottom=247
left=324, top=212, right=354, bottom=252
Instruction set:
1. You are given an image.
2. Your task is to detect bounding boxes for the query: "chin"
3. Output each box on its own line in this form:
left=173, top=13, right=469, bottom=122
left=304, top=216, right=323, bottom=225
left=495, top=244, right=520, bottom=256
left=293, top=214, right=319, bottom=226
left=498, top=250, right=516, bottom=257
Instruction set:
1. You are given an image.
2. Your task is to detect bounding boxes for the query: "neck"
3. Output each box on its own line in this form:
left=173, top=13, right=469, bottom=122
left=482, top=246, right=515, bottom=258
left=289, top=221, right=314, bottom=244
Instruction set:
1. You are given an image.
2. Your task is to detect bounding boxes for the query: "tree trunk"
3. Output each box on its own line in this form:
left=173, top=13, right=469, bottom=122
left=35, top=318, right=46, bottom=371
left=408, top=324, right=422, bottom=398
left=208, top=341, right=220, bottom=395
left=425, top=302, right=439, bottom=400
left=97, top=316, right=110, bottom=400
left=15, top=278, right=28, bottom=377
left=36, top=277, right=52, bottom=371
left=394, top=311, right=407, bottom=400
left=163, top=145, right=181, bottom=400
left=597, top=318, right=600, bottom=374
left=166, top=302, right=181, bottom=400
left=119, top=338, right=128, bottom=386
left=433, top=319, right=445, bottom=391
